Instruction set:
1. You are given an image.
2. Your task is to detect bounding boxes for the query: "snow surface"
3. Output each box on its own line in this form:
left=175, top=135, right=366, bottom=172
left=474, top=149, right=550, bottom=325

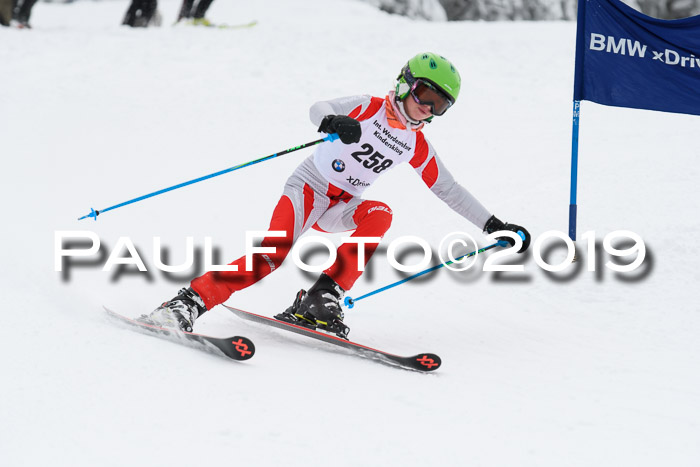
left=2, top=1, right=699, bottom=466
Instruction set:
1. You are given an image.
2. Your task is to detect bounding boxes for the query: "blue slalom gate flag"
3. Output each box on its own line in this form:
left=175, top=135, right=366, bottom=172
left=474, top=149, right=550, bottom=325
left=573, top=0, right=700, bottom=116
left=569, top=0, right=700, bottom=241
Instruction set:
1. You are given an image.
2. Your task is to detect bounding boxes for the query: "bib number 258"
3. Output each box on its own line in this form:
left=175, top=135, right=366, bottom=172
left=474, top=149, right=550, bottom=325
left=351, top=143, right=393, bottom=173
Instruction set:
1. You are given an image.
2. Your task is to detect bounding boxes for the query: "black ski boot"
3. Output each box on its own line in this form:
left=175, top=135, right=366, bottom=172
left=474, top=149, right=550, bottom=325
left=140, top=287, right=207, bottom=332
left=274, top=289, right=313, bottom=325
left=300, top=274, right=349, bottom=339
left=275, top=275, right=350, bottom=338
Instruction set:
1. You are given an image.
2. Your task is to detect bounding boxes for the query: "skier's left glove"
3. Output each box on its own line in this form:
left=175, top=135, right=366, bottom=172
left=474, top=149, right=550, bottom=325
left=318, top=115, right=362, bottom=144
left=483, top=215, right=531, bottom=253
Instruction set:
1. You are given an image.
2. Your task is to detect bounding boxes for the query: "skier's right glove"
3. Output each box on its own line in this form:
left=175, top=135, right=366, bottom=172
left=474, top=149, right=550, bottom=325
left=318, top=115, right=361, bottom=144
left=483, top=215, right=531, bottom=253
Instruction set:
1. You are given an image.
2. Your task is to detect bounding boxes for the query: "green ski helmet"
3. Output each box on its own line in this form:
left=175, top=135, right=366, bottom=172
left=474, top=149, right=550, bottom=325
left=395, top=52, right=461, bottom=116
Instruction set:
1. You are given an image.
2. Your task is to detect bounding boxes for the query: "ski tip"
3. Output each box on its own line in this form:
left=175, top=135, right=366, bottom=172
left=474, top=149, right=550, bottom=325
left=228, top=336, right=256, bottom=361
left=412, top=353, right=441, bottom=371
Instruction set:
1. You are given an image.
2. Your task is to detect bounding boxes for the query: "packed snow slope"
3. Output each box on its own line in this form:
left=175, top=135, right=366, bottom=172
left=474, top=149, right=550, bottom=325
left=2, top=1, right=699, bottom=466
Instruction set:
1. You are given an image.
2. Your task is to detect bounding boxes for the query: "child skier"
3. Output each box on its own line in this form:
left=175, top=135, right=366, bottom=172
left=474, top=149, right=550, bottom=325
left=144, top=52, right=531, bottom=338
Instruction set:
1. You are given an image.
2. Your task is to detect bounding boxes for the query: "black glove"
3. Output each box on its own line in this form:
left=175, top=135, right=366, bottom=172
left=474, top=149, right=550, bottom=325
left=483, top=215, right=531, bottom=253
left=318, top=115, right=361, bottom=144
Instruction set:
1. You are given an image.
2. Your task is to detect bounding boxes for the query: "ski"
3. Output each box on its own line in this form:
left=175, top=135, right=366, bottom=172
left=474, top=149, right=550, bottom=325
left=224, top=305, right=441, bottom=372
left=105, top=307, right=255, bottom=361
left=211, top=20, right=258, bottom=30
left=174, top=19, right=258, bottom=29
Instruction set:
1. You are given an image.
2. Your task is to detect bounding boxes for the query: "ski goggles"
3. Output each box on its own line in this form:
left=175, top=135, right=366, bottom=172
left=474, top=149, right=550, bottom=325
left=410, top=79, right=454, bottom=116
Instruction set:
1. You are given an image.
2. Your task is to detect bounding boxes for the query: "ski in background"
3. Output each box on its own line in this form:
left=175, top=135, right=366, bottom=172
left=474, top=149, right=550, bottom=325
left=105, top=307, right=255, bottom=361
left=175, top=0, right=257, bottom=29
left=224, top=305, right=441, bottom=372
left=175, top=18, right=258, bottom=29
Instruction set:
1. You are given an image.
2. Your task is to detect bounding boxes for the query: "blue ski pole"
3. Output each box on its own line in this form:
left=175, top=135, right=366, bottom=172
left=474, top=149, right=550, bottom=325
left=78, top=134, right=339, bottom=221
left=344, top=240, right=510, bottom=309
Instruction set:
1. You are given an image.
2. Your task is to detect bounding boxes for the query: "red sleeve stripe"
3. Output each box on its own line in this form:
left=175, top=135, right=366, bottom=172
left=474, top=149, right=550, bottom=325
left=355, top=97, right=385, bottom=121
left=410, top=131, right=429, bottom=168
left=348, top=105, right=363, bottom=119
left=421, top=157, right=439, bottom=189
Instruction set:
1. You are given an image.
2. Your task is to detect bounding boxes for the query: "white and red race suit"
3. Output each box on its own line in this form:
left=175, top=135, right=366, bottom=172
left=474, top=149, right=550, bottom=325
left=191, top=93, right=492, bottom=310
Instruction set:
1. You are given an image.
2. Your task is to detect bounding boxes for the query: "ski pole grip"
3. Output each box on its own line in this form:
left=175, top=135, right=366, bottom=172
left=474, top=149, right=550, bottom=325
left=325, top=133, right=340, bottom=143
